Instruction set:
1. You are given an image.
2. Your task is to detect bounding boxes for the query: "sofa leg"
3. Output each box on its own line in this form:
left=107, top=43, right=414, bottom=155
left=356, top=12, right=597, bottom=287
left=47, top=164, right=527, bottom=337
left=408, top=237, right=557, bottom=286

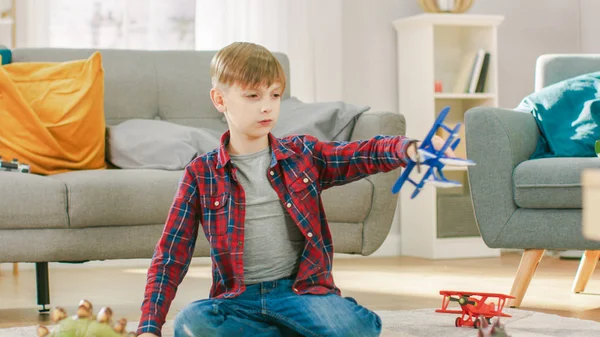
left=35, top=262, right=50, bottom=313
left=572, top=250, right=600, bottom=293
left=508, top=249, right=545, bottom=308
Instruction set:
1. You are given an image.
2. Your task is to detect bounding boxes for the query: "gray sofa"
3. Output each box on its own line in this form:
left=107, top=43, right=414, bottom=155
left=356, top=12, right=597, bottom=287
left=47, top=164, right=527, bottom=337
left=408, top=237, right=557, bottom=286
left=0, top=48, right=405, bottom=310
left=465, top=54, right=600, bottom=308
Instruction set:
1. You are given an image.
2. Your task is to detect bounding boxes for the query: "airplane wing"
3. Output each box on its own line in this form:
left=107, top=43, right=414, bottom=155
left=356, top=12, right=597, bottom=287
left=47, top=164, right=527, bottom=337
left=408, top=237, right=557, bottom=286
left=435, top=308, right=464, bottom=314
left=439, top=157, right=476, bottom=166
left=425, top=173, right=462, bottom=188
left=391, top=160, right=416, bottom=194
left=439, top=290, right=514, bottom=299
left=438, top=290, right=515, bottom=317
left=435, top=292, right=465, bottom=315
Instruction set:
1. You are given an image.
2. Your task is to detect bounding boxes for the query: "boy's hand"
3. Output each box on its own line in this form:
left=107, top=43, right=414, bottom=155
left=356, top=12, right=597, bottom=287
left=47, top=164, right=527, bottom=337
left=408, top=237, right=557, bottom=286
left=406, top=135, right=457, bottom=162
left=138, top=334, right=159, bottom=337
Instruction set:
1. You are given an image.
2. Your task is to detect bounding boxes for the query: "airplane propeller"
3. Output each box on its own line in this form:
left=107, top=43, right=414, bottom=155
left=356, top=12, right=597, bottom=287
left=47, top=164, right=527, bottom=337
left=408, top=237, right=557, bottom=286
left=448, top=295, right=476, bottom=306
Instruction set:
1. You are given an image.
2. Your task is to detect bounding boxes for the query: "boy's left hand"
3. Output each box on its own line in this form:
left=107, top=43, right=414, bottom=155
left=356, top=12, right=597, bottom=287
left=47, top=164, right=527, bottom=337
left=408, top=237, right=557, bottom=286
left=406, top=135, right=457, bottom=162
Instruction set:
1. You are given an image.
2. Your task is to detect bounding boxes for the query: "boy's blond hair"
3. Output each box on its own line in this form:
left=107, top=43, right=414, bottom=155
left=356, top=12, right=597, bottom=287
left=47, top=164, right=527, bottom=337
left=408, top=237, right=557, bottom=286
left=210, top=42, right=286, bottom=92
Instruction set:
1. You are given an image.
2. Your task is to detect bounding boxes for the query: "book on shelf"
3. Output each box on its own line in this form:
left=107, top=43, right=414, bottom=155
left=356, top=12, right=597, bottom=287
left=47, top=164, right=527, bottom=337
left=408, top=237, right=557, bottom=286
left=452, top=48, right=490, bottom=94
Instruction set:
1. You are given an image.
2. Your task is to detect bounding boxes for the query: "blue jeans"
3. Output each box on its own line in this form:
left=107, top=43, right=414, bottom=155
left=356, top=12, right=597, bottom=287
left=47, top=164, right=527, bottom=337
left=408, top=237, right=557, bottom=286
left=173, top=278, right=381, bottom=337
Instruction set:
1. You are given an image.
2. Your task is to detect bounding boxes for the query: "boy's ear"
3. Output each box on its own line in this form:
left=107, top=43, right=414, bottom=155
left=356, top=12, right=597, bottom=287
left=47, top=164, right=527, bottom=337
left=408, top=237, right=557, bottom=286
left=210, top=88, right=227, bottom=113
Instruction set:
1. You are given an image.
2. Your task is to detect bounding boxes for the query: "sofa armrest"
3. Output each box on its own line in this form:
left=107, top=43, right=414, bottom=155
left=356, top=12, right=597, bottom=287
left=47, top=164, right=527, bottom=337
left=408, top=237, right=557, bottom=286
left=350, top=111, right=406, bottom=255
left=350, top=110, right=406, bottom=141
left=464, top=106, right=539, bottom=247
left=535, top=54, right=600, bottom=91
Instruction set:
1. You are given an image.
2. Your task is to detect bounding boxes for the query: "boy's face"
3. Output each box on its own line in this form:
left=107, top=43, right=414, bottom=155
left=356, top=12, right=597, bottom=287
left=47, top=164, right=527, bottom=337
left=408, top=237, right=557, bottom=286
left=211, top=82, right=282, bottom=142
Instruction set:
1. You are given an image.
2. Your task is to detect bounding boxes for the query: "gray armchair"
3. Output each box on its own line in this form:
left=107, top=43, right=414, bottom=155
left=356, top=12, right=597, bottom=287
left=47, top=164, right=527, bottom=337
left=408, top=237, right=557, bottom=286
left=464, top=54, right=600, bottom=307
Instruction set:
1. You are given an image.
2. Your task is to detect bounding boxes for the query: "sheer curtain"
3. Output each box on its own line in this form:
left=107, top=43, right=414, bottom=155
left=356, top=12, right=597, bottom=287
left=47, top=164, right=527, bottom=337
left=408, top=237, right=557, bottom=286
left=15, top=0, right=196, bottom=50
left=195, top=0, right=342, bottom=103
left=12, top=0, right=342, bottom=103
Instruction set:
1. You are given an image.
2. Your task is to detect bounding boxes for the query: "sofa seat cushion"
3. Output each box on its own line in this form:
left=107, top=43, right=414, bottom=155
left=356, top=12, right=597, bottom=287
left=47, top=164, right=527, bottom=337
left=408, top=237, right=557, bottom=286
left=321, top=179, right=373, bottom=222
left=49, top=169, right=183, bottom=228
left=514, top=157, right=600, bottom=209
left=47, top=168, right=373, bottom=229
left=0, top=172, right=68, bottom=229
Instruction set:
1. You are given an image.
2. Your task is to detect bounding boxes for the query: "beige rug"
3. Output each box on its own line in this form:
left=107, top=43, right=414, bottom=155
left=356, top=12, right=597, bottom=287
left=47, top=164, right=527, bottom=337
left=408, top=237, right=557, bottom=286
left=1, top=308, right=599, bottom=336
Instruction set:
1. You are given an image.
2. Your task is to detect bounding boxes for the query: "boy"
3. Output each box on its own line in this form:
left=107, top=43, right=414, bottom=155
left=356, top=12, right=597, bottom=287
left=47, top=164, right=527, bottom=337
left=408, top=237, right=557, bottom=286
left=137, top=42, right=454, bottom=337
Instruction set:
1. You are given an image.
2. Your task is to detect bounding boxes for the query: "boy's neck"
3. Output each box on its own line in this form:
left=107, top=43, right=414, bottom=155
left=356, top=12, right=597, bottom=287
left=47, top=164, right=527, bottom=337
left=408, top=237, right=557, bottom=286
left=227, top=133, right=270, bottom=156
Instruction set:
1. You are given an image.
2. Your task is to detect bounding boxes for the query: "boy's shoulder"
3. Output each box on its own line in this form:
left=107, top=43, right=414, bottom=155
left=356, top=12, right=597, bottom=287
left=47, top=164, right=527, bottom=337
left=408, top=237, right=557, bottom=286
left=277, top=133, right=322, bottom=148
left=187, top=147, right=219, bottom=171
left=273, top=134, right=327, bottom=158
left=184, top=134, right=324, bottom=173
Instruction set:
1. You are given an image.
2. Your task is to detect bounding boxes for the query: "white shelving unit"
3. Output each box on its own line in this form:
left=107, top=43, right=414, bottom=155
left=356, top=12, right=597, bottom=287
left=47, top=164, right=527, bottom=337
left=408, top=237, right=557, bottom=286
left=393, top=13, right=504, bottom=259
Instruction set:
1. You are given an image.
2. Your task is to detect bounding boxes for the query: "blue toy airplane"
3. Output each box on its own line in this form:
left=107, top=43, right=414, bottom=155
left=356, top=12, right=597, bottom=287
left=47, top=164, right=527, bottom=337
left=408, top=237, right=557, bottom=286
left=391, top=106, right=475, bottom=199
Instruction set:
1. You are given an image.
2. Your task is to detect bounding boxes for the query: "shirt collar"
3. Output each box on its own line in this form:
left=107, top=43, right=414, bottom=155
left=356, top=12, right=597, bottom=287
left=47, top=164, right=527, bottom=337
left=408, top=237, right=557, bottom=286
left=216, top=131, right=296, bottom=169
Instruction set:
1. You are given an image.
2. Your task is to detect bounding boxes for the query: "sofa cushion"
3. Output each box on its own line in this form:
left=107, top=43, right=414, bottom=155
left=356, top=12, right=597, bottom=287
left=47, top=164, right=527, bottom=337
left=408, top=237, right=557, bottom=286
left=515, top=71, right=600, bottom=159
left=12, top=49, right=290, bottom=128
left=48, top=169, right=184, bottom=228
left=45, top=166, right=372, bottom=229
left=0, top=172, right=68, bottom=229
left=321, top=179, right=373, bottom=222
left=106, top=119, right=221, bottom=170
left=0, top=51, right=107, bottom=175
left=271, top=97, right=370, bottom=141
left=514, top=157, right=600, bottom=209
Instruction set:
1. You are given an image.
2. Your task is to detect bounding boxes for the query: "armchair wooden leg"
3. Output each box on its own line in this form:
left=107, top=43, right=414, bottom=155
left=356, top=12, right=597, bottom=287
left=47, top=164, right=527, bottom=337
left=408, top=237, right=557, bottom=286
left=12, top=262, right=18, bottom=276
left=508, top=249, right=545, bottom=308
left=572, top=250, right=600, bottom=293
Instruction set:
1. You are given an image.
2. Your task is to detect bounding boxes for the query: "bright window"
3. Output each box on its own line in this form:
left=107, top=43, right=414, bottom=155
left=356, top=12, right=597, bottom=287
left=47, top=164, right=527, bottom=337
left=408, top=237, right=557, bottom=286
left=48, top=0, right=196, bottom=50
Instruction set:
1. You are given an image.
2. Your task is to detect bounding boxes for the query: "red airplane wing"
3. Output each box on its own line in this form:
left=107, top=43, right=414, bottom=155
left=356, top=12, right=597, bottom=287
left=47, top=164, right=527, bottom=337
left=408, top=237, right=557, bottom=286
left=437, top=290, right=515, bottom=317
left=435, top=308, right=464, bottom=314
left=439, top=290, right=515, bottom=300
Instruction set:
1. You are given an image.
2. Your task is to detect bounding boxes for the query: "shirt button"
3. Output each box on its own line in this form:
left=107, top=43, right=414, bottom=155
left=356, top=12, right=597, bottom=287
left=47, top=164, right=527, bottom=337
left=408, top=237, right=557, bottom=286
left=238, top=241, right=242, bottom=247
left=303, top=178, right=309, bottom=183
left=286, top=203, right=292, bottom=208
left=270, top=171, right=274, bottom=176
left=214, top=201, right=220, bottom=206
left=307, top=232, right=313, bottom=238
left=239, top=205, right=245, bottom=210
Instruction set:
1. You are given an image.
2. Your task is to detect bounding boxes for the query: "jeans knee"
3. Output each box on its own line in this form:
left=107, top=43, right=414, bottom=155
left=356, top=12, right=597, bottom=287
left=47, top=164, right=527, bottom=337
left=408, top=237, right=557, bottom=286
left=331, top=311, right=381, bottom=337
left=174, top=301, right=221, bottom=337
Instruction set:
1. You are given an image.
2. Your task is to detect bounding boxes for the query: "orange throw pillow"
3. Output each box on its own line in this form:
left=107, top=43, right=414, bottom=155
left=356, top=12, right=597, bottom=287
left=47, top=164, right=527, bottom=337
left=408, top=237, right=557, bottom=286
left=0, top=51, right=106, bottom=175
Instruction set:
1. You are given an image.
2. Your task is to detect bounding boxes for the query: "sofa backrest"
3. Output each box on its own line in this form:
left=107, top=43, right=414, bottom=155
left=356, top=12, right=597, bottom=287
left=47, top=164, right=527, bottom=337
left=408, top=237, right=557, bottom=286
left=535, top=54, right=600, bottom=91
left=12, top=48, right=291, bottom=131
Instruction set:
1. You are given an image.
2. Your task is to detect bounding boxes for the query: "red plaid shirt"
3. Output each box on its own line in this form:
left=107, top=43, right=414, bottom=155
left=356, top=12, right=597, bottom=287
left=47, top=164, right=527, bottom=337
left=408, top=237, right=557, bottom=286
left=137, top=131, right=412, bottom=336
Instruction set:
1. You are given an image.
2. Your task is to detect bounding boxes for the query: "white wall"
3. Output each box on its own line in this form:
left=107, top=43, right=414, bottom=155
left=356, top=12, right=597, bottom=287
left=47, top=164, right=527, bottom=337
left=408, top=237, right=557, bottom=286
left=580, top=0, right=600, bottom=53
left=341, top=0, right=421, bottom=112
left=339, top=0, right=590, bottom=115
left=468, top=0, right=581, bottom=107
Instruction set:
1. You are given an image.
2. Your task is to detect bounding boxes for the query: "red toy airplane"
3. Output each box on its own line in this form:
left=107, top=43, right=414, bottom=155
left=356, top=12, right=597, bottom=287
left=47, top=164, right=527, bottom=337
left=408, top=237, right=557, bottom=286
left=435, top=290, right=515, bottom=328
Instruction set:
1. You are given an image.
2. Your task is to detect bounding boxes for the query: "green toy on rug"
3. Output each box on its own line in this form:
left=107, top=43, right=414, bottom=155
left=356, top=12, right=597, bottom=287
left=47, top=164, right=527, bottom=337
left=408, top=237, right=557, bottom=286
left=36, top=300, right=135, bottom=337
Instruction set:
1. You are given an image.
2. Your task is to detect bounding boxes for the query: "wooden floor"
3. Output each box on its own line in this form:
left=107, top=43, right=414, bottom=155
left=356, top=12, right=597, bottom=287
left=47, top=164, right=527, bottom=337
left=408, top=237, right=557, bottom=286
left=1, top=252, right=600, bottom=329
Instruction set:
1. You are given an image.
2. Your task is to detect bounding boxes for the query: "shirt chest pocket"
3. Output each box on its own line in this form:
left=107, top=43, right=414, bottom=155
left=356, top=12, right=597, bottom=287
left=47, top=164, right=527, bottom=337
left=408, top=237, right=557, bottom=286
left=200, top=192, right=230, bottom=236
left=288, top=167, right=320, bottom=200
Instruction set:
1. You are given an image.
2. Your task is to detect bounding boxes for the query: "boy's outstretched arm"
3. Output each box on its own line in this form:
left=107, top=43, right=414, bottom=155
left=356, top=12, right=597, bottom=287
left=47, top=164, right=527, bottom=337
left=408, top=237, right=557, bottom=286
left=137, top=166, right=201, bottom=337
left=303, top=134, right=415, bottom=190
left=304, top=134, right=455, bottom=190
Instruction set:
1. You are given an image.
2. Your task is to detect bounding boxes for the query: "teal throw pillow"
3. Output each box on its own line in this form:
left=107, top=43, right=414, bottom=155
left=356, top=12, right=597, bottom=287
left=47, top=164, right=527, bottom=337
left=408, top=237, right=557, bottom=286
left=515, top=71, right=600, bottom=159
